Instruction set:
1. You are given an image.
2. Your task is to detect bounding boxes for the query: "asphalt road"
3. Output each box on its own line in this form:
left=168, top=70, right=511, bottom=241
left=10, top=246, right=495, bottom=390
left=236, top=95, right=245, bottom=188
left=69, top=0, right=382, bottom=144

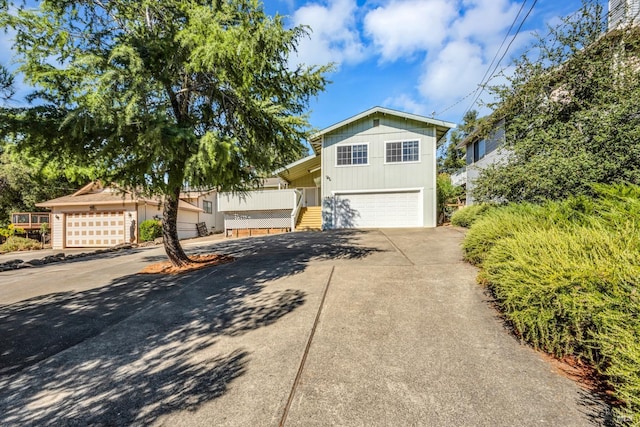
left=0, top=228, right=610, bottom=426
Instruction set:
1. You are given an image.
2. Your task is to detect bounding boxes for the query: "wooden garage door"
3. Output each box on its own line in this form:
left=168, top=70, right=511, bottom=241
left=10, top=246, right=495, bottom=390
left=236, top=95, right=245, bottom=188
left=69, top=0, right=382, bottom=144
left=66, top=211, right=126, bottom=247
left=334, top=191, right=422, bottom=228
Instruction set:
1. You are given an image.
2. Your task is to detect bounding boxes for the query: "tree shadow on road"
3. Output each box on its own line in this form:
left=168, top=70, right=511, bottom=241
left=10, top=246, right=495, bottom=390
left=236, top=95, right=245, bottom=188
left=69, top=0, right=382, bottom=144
left=0, top=229, right=379, bottom=425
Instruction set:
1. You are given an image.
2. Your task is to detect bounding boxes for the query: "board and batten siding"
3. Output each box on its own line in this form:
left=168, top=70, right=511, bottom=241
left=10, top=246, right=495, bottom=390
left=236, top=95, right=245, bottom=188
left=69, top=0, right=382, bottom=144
left=289, top=169, right=321, bottom=188
left=321, top=114, right=438, bottom=227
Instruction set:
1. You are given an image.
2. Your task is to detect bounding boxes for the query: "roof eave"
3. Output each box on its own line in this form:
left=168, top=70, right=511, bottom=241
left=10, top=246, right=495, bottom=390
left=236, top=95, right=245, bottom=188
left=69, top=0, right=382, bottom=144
left=310, top=106, right=456, bottom=140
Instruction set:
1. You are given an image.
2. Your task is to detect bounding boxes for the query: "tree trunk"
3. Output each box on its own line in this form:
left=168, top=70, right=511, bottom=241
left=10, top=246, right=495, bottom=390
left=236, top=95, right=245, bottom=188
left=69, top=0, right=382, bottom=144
left=162, top=186, right=191, bottom=267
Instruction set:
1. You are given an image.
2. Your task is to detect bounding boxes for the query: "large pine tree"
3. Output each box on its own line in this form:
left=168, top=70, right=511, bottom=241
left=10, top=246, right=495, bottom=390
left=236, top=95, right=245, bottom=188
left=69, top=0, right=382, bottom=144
left=0, top=0, right=330, bottom=265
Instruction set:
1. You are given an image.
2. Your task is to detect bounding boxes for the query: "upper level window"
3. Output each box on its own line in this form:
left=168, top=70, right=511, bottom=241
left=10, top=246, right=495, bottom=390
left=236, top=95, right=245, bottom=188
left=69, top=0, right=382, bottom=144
left=203, top=200, right=213, bottom=214
left=473, top=139, right=486, bottom=162
left=337, top=144, right=368, bottom=166
left=385, top=140, right=419, bottom=163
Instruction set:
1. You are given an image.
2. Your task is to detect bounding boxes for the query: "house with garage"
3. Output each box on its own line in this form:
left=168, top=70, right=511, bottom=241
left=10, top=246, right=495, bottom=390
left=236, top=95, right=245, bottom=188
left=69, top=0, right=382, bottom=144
left=36, top=182, right=224, bottom=249
left=218, top=106, right=455, bottom=234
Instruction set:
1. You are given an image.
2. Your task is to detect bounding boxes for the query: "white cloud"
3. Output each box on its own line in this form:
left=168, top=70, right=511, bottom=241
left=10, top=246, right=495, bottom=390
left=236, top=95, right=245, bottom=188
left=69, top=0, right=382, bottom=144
left=289, top=0, right=366, bottom=68
left=364, top=0, right=458, bottom=62
left=419, top=40, right=485, bottom=102
left=384, top=93, right=430, bottom=116
left=361, top=0, right=535, bottom=119
left=452, top=0, right=522, bottom=41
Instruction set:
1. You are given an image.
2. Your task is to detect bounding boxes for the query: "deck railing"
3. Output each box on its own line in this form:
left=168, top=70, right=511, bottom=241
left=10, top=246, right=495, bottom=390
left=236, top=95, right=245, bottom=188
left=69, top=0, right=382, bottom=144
left=218, top=189, right=300, bottom=212
left=11, top=212, right=51, bottom=231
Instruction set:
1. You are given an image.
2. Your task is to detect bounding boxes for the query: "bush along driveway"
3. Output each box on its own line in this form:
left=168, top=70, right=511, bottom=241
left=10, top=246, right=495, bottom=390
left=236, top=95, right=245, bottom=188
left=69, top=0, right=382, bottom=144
left=453, top=184, right=640, bottom=425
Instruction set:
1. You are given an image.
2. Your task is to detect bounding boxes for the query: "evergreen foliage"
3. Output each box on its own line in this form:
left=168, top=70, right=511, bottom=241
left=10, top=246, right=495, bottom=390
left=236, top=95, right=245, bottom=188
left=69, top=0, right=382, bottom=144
left=0, top=64, right=13, bottom=100
left=0, top=0, right=330, bottom=265
left=461, top=184, right=640, bottom=424
left=0, top=146, right=92, bottom=226
left=450, top=203, right=494, bottom=228
left=472, top=0, right=640, bottom=203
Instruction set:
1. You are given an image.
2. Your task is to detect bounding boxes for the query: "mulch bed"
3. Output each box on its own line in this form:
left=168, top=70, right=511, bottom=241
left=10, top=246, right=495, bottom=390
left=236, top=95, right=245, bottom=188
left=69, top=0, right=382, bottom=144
left=139, top=254, right=235, bottom=275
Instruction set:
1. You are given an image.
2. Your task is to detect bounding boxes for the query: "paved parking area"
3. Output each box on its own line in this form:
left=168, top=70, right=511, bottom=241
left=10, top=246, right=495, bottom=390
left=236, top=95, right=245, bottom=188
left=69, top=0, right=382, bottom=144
left=0, top=228, right=608, bottom=426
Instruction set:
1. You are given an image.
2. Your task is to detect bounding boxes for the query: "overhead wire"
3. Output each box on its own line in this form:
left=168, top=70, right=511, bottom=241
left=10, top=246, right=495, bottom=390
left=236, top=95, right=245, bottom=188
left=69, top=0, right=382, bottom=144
left=462, top=0, right=539, bottom=117
left=433, top=0, right=529, bottom=118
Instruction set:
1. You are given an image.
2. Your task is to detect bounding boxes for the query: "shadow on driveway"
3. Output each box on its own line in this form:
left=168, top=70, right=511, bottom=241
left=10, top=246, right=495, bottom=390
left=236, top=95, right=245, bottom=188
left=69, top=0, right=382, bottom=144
left=0, top=230, right=379, bottom=425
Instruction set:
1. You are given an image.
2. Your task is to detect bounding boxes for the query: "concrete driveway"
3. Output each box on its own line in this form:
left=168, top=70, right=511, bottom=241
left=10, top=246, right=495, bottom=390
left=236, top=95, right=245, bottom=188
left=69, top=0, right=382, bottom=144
left=0, top=228, right=608, bottom=426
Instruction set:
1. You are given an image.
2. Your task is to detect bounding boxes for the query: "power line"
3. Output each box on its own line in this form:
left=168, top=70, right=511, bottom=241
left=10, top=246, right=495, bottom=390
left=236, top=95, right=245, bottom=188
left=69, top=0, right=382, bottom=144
left=472, top=0, right=529, bottom=108
left=434, top=0, right=529, bottom=118
left=463, top=0, right=539, bottom=117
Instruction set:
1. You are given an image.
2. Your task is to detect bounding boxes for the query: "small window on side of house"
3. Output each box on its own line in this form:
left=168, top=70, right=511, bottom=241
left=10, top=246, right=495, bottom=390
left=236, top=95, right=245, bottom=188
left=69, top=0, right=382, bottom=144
left=203, top=200, right=213, bottom=214
left=473, top=140, right=486, bottom=163
left=373, top=119, right=380, bottom=127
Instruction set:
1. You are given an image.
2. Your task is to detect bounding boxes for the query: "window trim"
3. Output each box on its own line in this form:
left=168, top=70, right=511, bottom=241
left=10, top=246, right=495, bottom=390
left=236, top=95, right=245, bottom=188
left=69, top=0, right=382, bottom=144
left=335, top=142, right=370, bottom=167
left=473, top=139, right=486, bottom=163
left=203, top=200, right=213, bottom=214
left=384, top=139, right=421, bottom=164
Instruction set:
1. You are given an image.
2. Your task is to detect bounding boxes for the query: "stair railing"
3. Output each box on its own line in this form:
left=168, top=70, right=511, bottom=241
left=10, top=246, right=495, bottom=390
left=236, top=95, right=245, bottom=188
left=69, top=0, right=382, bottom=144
left=290, top=189, right=303, bottom=231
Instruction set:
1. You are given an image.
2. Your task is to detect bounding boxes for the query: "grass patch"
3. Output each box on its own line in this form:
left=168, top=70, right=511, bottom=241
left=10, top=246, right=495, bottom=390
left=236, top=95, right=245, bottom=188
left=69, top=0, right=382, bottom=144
left=462, top=184, right=640, bottom=424
left=0, top=236, right=42, bottom=254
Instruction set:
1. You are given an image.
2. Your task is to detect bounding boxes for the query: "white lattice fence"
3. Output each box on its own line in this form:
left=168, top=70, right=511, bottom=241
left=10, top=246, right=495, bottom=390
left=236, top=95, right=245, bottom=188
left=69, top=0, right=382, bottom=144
left=224, top=210, right=291, bottom=231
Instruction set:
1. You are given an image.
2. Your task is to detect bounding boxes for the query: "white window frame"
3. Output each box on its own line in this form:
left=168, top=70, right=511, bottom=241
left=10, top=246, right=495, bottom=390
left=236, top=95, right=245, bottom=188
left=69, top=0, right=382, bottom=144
left=336, top=142, right=369, bottom=167
left=384, top=139, right=421, bottom=164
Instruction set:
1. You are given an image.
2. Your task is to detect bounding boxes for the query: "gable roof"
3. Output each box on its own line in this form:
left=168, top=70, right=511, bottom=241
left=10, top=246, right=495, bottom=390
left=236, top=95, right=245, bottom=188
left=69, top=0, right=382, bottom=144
left=36, top=182, right=202, bottom=212
left=36, top=185, right=159, bottom=208
left=309, top=106, right=456, bottom=152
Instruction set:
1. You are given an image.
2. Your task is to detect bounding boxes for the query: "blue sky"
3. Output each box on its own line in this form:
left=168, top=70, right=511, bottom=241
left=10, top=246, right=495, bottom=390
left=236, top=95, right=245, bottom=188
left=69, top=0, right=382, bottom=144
left=264, top=0, right=606, bottom=129
left=1, top=0, right=606, bottom=130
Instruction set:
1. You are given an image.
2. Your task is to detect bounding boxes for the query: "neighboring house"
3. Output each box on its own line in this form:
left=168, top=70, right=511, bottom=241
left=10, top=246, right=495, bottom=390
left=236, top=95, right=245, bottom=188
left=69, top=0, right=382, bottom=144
left=218, top=106, right=455, bottom=233
left=457, top=119, right=507, bottom=205
left=609, top=0, right=640, bottom=30
left=36, top=182, right=222, bottom=249
left=459, top=1, right=640, bottom=205
left=179, top=189, right=225, bottom=235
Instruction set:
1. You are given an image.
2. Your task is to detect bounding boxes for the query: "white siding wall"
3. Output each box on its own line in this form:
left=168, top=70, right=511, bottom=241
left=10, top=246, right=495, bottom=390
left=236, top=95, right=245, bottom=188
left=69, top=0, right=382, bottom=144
left=51, top=208, right=65, bottom=250
left=321, top=114, right=438, bottom=228
left=137, top=202, right=162, bottom=224
left=609, top=0, right=640, bottom=30
left=218, top=190, right=297, bottom=211
left=177, top=210, right=199, bottom=240
left=192, top=193, right=224, bottom=233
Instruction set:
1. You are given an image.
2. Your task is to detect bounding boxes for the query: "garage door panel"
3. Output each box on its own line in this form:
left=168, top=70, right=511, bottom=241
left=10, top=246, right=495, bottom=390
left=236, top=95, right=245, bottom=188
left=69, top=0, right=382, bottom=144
left=66, top=211, right=126, bottom=247
left=334, top=191, right=422, bottom=228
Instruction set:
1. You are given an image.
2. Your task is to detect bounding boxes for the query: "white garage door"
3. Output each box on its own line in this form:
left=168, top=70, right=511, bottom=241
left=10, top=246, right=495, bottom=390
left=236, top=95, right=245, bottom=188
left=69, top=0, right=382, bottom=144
left=334, top=190, right=422, bottom=228
left=66, top=211, right=126, bottom=247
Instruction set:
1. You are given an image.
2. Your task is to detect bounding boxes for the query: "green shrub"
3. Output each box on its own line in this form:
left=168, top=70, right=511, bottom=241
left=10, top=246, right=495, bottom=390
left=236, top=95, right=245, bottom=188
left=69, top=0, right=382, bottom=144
left=482, top=225, right=640, bottom=423
left=463, top=185, right=640, bottom=423
left=436, top=173, right=464, bottom=224
left=0, top=236, right=42, bottom=253
left=462, top=203, right=547, bottom=266
left=0, top=223, right=25, bottom=238
left=450, top=203, right=494, bottom=228
left=139, top=219, right=162, bottom=242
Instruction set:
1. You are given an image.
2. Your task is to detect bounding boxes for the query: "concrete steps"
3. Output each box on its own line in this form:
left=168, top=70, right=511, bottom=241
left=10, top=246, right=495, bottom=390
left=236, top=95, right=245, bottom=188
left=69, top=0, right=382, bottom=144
left=296, top=206, right=322, bottom=231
